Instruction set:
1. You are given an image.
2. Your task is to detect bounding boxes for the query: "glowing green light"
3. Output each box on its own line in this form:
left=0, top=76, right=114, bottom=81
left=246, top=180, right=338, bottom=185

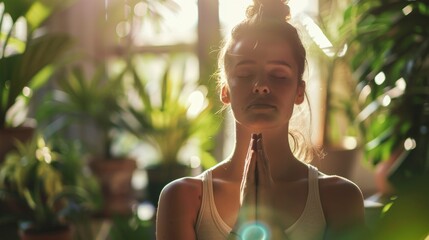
left=240, top=221, right=270, bottom=240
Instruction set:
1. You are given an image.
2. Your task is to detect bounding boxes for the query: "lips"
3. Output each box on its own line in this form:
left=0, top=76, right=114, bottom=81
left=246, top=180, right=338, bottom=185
left=247, top=102, right=276, bottom=110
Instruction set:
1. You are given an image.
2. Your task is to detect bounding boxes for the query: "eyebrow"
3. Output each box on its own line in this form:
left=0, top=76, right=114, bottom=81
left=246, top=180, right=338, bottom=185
left=234, top=59, right=293, bottom=70
left=235, top=59, right=256, bottom=67
left=266, top=60, right=292, bottom=69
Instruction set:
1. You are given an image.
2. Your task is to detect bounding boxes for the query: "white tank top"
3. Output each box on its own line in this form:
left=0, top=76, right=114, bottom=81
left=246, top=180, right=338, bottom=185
left=195, top=165, right=326, bottom=239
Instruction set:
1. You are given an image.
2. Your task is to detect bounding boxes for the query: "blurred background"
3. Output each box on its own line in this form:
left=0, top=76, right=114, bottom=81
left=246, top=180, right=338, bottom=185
left=1, top=0, right=428, bottom=239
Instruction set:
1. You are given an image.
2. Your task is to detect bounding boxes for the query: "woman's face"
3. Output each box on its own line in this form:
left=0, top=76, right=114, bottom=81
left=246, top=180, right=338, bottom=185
left=222, top=35, right=305, bottom=132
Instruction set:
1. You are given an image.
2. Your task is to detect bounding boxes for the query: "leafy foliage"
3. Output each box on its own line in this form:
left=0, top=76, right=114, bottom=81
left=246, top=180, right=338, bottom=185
left=0, top=0, right=73, bottom=128
left=0, top=134, right=97, bottom=232
left=119, top=55, right=220, bottom=168
left=36, top=62, right=128, bottom=158
left=108, top=213, right=153, bottom=240
left=342, top=1, right=429, bottom=238
left=343, top=0, right=429, bottom=165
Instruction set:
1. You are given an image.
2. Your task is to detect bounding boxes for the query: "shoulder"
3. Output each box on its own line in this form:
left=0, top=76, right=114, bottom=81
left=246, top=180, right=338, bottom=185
left=318, top=174, right=365, bottom=232
left=156, top=175, right=205, bottom=239
left=318, top=174, right=363, bottom=204
left=158, top=175, right=204, bottom=208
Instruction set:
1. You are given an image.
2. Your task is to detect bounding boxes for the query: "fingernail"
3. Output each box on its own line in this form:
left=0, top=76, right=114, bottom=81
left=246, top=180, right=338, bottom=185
left=257, top=134, right=262, bottom=150
left=251, top=133, right=258, bottom=150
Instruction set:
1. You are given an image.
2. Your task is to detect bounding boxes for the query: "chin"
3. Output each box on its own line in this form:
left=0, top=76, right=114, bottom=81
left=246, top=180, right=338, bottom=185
left=236, top=114, right=286, bottom=131
left=243, top=121, right=282, bottom=132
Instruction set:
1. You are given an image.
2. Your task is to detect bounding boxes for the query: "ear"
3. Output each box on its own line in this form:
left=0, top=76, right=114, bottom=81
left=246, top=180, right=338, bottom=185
left=220, top=85, right=230, bottom=104
left=294, top=80, right=305, bottom=105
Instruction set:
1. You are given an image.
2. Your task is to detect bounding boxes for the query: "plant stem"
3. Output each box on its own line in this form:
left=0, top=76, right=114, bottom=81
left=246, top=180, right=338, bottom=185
left=323, top=59, right=336, bottom=146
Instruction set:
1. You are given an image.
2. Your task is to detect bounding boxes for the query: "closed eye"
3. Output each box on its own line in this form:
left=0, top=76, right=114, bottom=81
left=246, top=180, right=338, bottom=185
left=270, top=74, right=287, bottom=80
left=268, top=68, right=292, bottom=81
left=235, top=69, right=256, bottom=80
left=269, top=73, right=289, bottom=82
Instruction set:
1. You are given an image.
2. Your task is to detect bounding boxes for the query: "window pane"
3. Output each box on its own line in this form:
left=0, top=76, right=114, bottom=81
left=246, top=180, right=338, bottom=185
left=132, top=0, right=198, bottom=46
left=219, top=0, right=317, bottom=38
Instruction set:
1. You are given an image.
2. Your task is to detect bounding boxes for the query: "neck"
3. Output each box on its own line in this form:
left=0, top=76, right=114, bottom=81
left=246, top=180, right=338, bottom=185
left=226, top=123, right=300, bottom=180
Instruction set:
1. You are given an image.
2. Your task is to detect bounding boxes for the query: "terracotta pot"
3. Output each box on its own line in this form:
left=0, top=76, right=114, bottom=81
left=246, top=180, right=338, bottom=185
left=146, top=163, right=191, bottom=206
left=374, top=147, right=404, bottom=196
left=19, top=225, right=72, bottom=240
left=312, top=147, right=362, bottom=179
left=0, top=127, right=35, bottom=163
left=374, top=160, right=395, bottom=196
left=89, top=157, right=137, bottom=216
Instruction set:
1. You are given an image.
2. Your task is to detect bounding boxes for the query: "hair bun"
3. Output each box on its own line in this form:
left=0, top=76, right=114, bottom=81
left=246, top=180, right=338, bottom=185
left=246, top=0, right=291, bottom=22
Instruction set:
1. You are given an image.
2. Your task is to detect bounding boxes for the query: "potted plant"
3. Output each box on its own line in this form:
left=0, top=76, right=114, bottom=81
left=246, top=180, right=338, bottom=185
left=35, top=60, right=137, bottom=216
left=119, top=54, right=220, bottom=206
left=107, top=211, right=154, bottom=240
left=0, top=0, right=73, bottom=162
left=341, top=0, right=429, bottom=238
left=300, top=1, right=363, bottom=179
left=0, top=134, right=96, bottom=240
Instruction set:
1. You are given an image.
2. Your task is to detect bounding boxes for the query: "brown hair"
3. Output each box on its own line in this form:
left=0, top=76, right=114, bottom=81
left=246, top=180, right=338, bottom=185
left=217, top=0, right=317, bottom=162
left=218, top=0, right=306, bottom=86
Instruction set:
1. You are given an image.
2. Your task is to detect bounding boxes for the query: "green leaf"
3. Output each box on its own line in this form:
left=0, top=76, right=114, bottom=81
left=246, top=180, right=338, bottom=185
left=1, top=33, right=72, bottom=128
left=22, top=188, right=36, bottom=209
left=25, top=1, right=51, bottom=31
left=1, top=0, right=33, bottom=22
left=29, top=65, right=54, bottom=89
left=0, top=35, right=26, bottom=54
left=132, top=65, right=153, bottom=113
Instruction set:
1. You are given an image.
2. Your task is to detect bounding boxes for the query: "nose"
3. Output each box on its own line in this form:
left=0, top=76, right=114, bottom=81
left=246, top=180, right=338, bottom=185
left=253, top=80, right=270, bottom=95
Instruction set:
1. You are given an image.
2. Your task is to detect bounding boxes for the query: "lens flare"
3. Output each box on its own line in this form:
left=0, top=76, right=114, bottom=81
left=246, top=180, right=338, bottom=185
left=240, top=221, right=270, bottom=240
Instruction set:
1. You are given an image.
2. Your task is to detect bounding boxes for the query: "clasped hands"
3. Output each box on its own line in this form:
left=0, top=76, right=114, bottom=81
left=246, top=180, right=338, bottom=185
left=229, top=133, right=286, bottom=240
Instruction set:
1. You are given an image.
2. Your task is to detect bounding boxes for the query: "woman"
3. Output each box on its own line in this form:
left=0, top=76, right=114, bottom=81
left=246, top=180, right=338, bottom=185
left=156, top=0, right=365, bottom=239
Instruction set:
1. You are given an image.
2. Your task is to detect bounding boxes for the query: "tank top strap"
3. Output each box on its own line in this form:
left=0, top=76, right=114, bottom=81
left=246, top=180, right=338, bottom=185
left=308, top=165, right=319, bottom=182
left=195, top=170, right=231, bottom=237
left=195, top=170, right=211, bottom=229
left=284, top=165, right=326, bottom=239
left=204, top=170, right=215, bottom=209
left=307, top=164, right=323, bottom=211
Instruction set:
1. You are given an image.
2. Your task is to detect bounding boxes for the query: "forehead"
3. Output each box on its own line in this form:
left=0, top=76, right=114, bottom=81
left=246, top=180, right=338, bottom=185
left=229, top=35, right=296, bottom=64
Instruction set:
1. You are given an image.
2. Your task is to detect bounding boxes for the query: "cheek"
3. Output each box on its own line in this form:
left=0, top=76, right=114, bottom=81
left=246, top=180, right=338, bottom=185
left=226, top=84, right=249, bottom=109
left=227, top=79, right=251, bottom=96
left=227, top=77, right=242, bottom=89
left=275, top=85, right=302, bottom=106
left=226, top=86, right=240, bottom=105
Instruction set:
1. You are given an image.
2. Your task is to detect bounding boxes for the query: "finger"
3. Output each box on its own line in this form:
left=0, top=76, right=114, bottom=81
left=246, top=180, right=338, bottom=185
left=240, top=156, right=256, bottom=205
left=240, top=134, right=258, bottom=203
left=252, top=133, right=258, bottom=151
left=256, top=134, right=273, bottom=185
left=253, top=134, right=260, bottom=188
left=242, top=133, right=257, bottom=177
left=243, top=134, right=257, bottom=182
left=256, top=134, right=267, bottom=171
left=246, top=134, right=259, bottom=182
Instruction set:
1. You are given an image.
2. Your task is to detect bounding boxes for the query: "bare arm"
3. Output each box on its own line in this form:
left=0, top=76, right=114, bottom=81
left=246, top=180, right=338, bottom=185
left=320, top=176, right=366, bottom=239
left=156, top=178, right=202, bottom=240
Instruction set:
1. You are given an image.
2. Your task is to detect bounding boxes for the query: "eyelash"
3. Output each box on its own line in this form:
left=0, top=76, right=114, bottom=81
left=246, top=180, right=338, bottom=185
left=235, top=72, right=288, bottom=81
left=270, top=75, right=287, bottom=81
left=236, top=73, right=255, bottom=80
